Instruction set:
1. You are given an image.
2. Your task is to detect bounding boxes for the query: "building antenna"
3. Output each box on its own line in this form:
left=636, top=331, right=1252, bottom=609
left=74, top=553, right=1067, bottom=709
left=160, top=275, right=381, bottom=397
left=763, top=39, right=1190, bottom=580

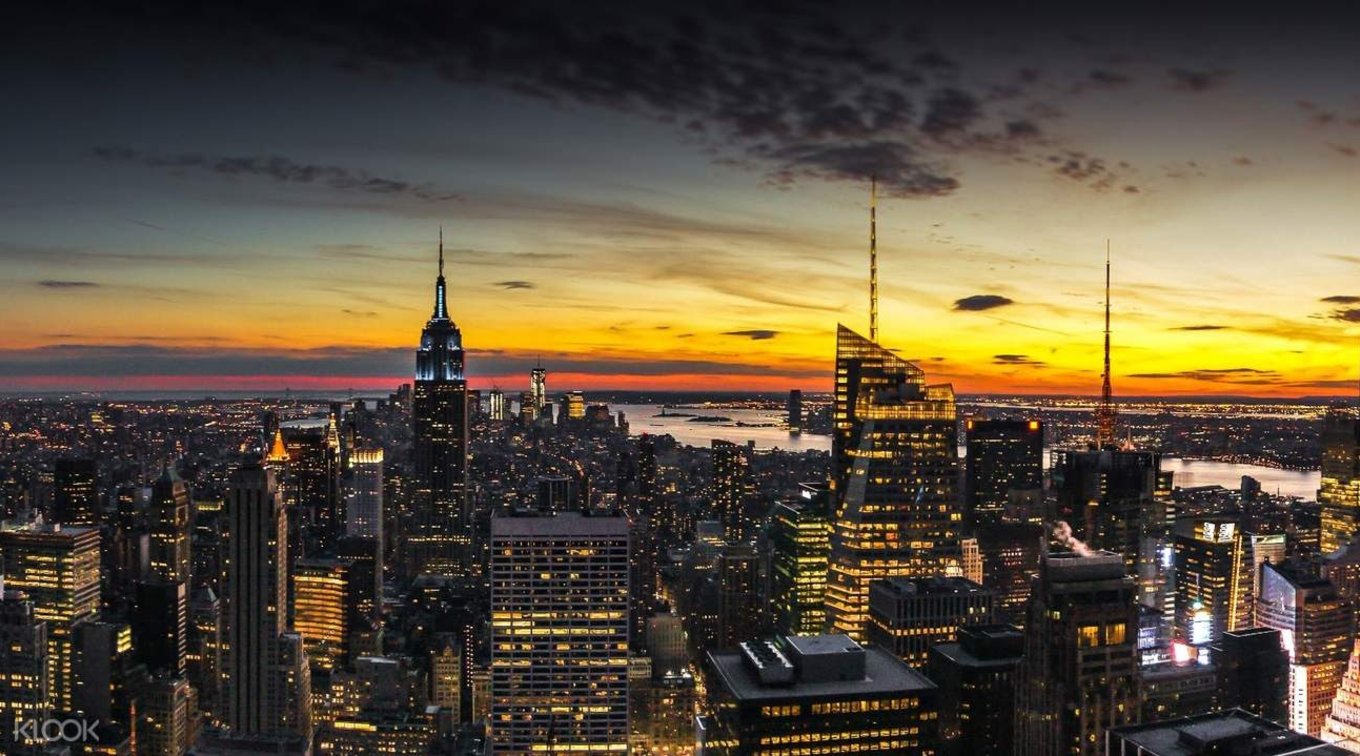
left=438, top=224, right=444, bottom=277
left=869, top=174, right=878, bottom=343
left=1096, top=241, right=1116, bottom=448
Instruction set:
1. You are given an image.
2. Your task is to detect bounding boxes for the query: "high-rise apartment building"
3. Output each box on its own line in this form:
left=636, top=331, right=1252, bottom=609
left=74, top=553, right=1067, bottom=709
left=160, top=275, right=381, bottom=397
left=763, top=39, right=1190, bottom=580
left=489, top=511, right=629, bottom=754
left=711, top=440, right=753, bottom=544
left=828, top=325, right=961, bottom=640
left=1014, top=551, right=1140, bottom=755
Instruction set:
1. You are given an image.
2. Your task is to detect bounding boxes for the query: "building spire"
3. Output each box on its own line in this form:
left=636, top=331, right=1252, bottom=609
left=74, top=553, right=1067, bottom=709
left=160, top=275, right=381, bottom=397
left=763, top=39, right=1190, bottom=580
left=869, top=174, right=878, bottom=343
left=432, top=226, right=449, bottom=320
left=1096, top=241, right=1117, bottom=448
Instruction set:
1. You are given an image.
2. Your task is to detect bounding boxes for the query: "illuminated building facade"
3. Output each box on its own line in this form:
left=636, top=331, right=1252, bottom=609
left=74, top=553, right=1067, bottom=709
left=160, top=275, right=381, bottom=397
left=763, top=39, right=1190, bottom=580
left=140, top=675, right=195, bottom=756
left=1212, top=627, right=1288, bottom=724
left=1014, top=551, right=1140, bottom=756
left=344, top=447, right=383, bottom=541
left=711, top=440, right=753, bottom=544
left=281, top=426, right=342, bottom=558
left=220, top=463, right=312, bottom=740
left=1323, top=641, right=1360, bottom=748
left=1322, top=406, right=1360, bottom=555
left=188, top=587, right=221, bottom=723
left=976, top=521, right=1043, bottom=626
left=410, top=238, right=470, bottom=576
left=1256, top=560, right=1354, bottom=736
left=488, top=388, right=506, bottom=421
left=769, top=489, right=830, bottom=636
left=489, top=511, right=630, bottom=754
left=149, top=465, right=191, bottom=583
left=698, top=634, right=938, bottom=754
left=1173, top=517, right=1252, bottom=644
left=828, top=325, right=961, bottom=640
left=530, top=364, right=547, bottom=419
left=0, top=591, right=48, bottom=753
left=716, top=545, right=761, bottom=649
left=321, top=712, right=437, bottom=755
left=964, top=418, right=1043, bottom=524
left=865, top=576, right=995, bottom=669
left=291, top=558, right=352, bottom=673
left=53, top=457, right=98, bottom=527
left=927, top=624, right=1023, bottom=753
left=0, top=519, right=100, bottom=713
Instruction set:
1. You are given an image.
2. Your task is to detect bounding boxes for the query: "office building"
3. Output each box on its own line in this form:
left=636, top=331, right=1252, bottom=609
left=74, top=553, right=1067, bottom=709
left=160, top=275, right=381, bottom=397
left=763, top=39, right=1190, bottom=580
left=927, top=624, right=1023, bottom=753
left=1108, top=709, right=1348, bottom=755
left=140, top=675, right=195, bottom=756
left=535, top=475, right=578, bottom=513
left=715, top=544, right=761, bottom=649
left=345, top=447, right=383, bottom=541
left=698, top=633, right=938, bottom=754
left=1324, top=641, right=1360, bottom=749
left=490, top=510, right=629, bottom=754
left=220, top=463, right=312, bottom=740
left=53, top=457, right=98, bottom=526
left=149, top=465, right=192, bottom=583
left=1213, top=627, right=1289, bottom=724
left=133, top=579, right=188, bottom=675
left=711, top=440, right=753, bottom=544
left=187, top=586, right=221, bottom=722
left=964, top=418, right=1043, bottom=524
left=281, top=426, right=343, bottom=557
left=410, top=236, right=470, bottom=576
left=291, top=558, right=353, bottom=672
left=0, top=518, right=100, bottom=712
left=1014, top=551, right=1140, bottom=755
left=768, top=489, right=830, bottom=636
left=866, top=576, right=995, bottom=668
left=1321, top=405, right=1360, bottom=555
left=1256, top=561, right=1354, bottom=736
left=828, top=325, right=962, bottom=639
left=786, top=389, right=802, bottom=434
left=530, top=364, right=547, bottom=419
left=1140, top=656, right=1218, bottom=722
left=488, top=388, right=506, bottom=421
left=976, top=520, right=1044, bottom=626
left=1173, top=517, right=1252, bottom=644
left=0, top=590, right=48, bottom=753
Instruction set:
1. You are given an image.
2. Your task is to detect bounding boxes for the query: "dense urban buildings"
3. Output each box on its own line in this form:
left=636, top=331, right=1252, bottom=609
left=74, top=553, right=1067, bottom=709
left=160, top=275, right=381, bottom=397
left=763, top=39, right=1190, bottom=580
left=927, top=623, right=1024, bottom=753
left=1172, top=517, right=1253, bottom=644
left=964, top=418, right=1043, bottom=524
left=1321, top=406, right=1360, bottom=555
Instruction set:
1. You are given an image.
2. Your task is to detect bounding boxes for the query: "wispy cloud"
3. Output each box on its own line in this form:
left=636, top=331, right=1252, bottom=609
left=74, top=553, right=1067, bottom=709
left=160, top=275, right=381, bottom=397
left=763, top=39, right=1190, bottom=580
left=36, top=280, right=99, bottom=289
left=722, top=329, right=779, bottom=340
left=494, top=280, right=536, bottom=290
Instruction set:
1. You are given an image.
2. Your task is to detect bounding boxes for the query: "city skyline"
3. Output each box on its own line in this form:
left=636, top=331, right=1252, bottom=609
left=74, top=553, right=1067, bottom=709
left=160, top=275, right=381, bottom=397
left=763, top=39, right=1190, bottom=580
left=9, top=4, right=1360, bottom=397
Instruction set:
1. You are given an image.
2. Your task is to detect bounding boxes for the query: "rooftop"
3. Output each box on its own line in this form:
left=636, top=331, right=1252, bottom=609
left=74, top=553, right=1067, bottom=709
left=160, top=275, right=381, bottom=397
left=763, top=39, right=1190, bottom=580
left=490, top=509, right=629, bottom=537
left=709, top=634, right=935, bottom=703
left=1108, top=709, right=1347, bottom=755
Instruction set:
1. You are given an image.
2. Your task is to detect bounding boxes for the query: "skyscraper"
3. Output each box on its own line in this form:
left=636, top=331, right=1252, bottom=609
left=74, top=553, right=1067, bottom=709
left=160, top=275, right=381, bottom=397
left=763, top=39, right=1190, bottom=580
left=1173, top=517, right=1252, bottom=644
left=219, top=462, right=312, bottom=741
left=345, top=446, right=383, bottom=540
left=489, top=510, right=630, bottom=754
left=865, top=576, right=995, bottom=668
left=715, top=544, right=761, bottom=649
left=488, top=387, right=506, bottom=421
left=0, top=518, right=100, bottom=713
left=1212, top=627, right=1289, bottom=724
left=149, top=465, right=192, bottom=583
left=53, top=457, right=98, bottom=527
left=786, top=389, right=802, bottom=434
left=291, top=558, right=352, bottom=672
left=711, top=440, right=753, bottom=544
left=828, top=324, right=961, bottom=639
left=1320, top=405, right=1360, bottom=555
left=1256, top=560, right=1354, bottom=736
left=530, top=362, right=547, bottom=420
left=0, top=589, right=48, bottom=753
left=410, top=232, right=470, bottom=576
left=964, top=418, right=1043, bottom=524
left=927, top=624, right=1024, bottom=753
left=132, top=578, right=188, bottom=676
left=769, top=487, right=830, bottom=636
left=1014, top=551, right=1140, bottom=755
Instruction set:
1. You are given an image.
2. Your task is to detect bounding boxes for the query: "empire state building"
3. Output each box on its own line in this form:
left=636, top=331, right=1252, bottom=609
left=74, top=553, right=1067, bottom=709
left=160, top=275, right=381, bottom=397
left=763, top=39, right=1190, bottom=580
left=408, top=233, right=470, bottom=576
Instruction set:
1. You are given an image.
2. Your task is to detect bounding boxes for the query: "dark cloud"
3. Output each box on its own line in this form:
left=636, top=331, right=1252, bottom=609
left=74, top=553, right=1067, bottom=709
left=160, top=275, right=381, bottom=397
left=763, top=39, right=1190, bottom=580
left=1170, top=324, right=1227, bottom=331
left=1048, top=151, right=1113, bottom=189
left=953, top=294, right=1014, bottom=311
left=1332, top=308, right=1360, bottom=322
left=1323, top=295, right=1360, bottom=304
left=921, top=89, right=981, bottom=138
left=1232, top=156, right=1253, bottom=166
left=90, top=147, right=459, bottom=201
left=1166, top=67, right=1230, bottom=92
left=495, top=280, right=536, bottom=290
left=993, top=353, right=1044, bottom=366
left=1330, top=144, right=1357, bottom=158
left=721, top=329, right=779, bottom=340
left=36, top=280, right=100, bottom=289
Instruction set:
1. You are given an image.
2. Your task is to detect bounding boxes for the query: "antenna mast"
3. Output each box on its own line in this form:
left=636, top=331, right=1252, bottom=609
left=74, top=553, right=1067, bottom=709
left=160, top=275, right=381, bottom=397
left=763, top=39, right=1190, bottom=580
left=1096, top=241, right=1116, bottom=448
left=869, top=175, right=878, bottom=342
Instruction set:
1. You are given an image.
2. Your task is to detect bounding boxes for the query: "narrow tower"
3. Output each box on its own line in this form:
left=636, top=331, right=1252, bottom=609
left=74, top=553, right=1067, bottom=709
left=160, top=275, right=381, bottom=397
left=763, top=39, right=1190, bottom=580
left=869, top=175, right=879, bottom=343
left=1095, top=244, right=1117, bottom=449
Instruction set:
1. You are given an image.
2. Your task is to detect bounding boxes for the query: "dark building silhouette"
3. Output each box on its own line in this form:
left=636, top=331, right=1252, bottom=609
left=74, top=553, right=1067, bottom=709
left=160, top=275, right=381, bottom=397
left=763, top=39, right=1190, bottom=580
left=1213, top=627, right=1289, bottom=724
left=1014, top=551, right=1140, bottom=755
left=964, top=418, right=1043, bottom=524
left=132, top=578, right=188, bottom=676
left=711, top=440, right=753, bottom=544
left=976, top=520, right=1044, bottom=626
left=927, top=624, right=1023, bottom=754
left=786, top=389, right=802, bottom=434
left=715, top=545, right=761, bottom=649
left=865, top=576, right=995, bottom=668
left=53, top=457, right=98, bottom=526
left=1109, top=709, right=1348, bottom=755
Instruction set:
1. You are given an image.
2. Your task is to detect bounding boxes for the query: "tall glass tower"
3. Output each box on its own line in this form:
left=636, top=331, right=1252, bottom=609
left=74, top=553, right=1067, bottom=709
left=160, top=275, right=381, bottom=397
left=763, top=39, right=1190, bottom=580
left=826, top=325, right=961, bottom=640
left=409, top=234, right=470, bottom=576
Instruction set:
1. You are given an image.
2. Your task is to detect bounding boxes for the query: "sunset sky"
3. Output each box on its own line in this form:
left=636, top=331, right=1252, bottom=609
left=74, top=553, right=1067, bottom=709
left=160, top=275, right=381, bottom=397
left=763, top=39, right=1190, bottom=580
left=5, top=3, right=1360, bottom=396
